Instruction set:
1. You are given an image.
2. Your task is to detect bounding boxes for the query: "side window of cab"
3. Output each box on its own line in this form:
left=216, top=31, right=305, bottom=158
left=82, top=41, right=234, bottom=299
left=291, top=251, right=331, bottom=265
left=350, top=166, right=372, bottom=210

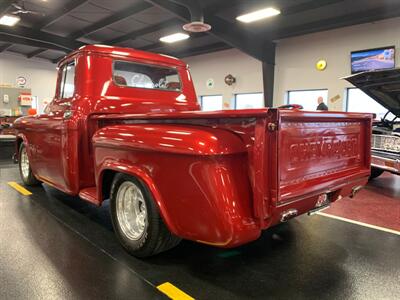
left=58, top=61, right=76, bottom=99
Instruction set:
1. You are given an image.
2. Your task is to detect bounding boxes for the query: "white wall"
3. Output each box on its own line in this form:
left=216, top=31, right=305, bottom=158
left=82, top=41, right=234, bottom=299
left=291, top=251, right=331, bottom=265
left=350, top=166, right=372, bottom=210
left=274, top=17, right=400, bottom=110
left=184, top=17, right=400, bottom=111
left=183, top=49, right=263, bottom=108
left=1, top=16, right=399, bottom=113
left=0, top=53, right=57, bottom=112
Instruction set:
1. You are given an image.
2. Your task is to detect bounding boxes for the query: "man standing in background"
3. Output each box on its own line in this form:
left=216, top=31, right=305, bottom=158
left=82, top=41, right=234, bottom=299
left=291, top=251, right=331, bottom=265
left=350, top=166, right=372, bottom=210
left=316, top=96, right=328, bottom=111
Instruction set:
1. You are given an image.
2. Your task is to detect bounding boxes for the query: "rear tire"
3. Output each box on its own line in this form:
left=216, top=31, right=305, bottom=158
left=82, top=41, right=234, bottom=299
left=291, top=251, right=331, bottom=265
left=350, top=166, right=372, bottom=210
left=18, top=143, right=41, bottom=186
left=369, top=167, right=384, bottom=180
left=110, top=173, right=181, bottom=258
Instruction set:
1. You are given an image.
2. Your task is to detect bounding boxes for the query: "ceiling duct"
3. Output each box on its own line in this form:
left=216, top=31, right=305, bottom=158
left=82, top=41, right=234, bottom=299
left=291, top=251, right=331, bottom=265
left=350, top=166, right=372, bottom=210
left=170, top=0, right=211, bottom=32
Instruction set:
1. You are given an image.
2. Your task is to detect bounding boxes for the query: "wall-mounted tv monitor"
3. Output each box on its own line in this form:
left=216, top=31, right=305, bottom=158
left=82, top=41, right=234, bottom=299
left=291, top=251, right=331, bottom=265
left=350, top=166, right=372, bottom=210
left=351, top=46, right=395, bottom=74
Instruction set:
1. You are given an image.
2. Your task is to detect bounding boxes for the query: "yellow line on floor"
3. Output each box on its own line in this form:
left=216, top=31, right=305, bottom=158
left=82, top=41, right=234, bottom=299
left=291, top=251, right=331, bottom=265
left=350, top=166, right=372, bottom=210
left=157, top=282, right=194, bottom=300
left=7, top=182, right=32, bottom=196
left=317, top=212, right=400, bottom=236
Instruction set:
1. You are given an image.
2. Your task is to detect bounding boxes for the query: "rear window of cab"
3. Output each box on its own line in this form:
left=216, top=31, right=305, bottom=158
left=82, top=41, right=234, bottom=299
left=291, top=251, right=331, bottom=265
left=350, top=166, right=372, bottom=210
left=112, top=60, right=181, bottom=92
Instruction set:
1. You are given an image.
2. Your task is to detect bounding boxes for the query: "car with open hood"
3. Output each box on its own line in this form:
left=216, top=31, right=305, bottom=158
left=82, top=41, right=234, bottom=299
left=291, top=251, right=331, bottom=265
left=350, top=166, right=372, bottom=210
left=346, top=68, right=400, bottom=179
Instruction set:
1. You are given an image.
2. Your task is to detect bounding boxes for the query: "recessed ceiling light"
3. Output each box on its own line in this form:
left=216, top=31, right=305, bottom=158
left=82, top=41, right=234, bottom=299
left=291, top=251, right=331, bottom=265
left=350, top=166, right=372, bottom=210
left=160, top=33, right=190, bottom=43
left=236, top=7, right=281, bottom=23
left=0, top=14, right=21, bottom=26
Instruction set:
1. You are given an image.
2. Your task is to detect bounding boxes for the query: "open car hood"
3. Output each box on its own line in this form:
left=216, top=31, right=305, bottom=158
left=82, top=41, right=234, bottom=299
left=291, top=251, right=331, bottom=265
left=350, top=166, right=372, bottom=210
left=344, top=68, right=400, bottom=118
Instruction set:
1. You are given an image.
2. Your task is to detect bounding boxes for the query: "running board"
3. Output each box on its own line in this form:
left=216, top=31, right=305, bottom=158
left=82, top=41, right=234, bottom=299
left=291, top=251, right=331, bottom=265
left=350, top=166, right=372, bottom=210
left=307, top=203, right=330, bottom=216
left=79, top=187, right=101, bottom=206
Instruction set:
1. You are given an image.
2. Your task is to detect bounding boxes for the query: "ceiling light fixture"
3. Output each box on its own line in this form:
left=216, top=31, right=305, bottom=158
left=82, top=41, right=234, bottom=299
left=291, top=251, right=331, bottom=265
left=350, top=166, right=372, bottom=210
left=160, top=33, right=190, bottom=43
left=183, top=21, right=211, bottom=33
left=236, top=7, right=281, bottom=23
left=0, top=14, right=21, bottom=26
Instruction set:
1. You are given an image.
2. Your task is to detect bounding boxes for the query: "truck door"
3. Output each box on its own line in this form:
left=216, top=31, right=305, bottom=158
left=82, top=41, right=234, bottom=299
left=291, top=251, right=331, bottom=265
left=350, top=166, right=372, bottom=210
left=29, top=61, right=78, bottom=193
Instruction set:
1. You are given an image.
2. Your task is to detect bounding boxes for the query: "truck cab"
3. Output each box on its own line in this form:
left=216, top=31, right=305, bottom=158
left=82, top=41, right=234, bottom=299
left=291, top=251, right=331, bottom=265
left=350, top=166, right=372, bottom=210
left=14, top=45, right=373, bottom=257
left=16, top=45, right=198, bottom=193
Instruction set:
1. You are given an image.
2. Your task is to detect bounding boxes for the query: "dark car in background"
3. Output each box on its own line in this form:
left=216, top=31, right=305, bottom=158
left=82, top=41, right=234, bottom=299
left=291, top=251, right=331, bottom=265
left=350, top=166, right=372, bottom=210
left=346, top=69, right=400, bottom=179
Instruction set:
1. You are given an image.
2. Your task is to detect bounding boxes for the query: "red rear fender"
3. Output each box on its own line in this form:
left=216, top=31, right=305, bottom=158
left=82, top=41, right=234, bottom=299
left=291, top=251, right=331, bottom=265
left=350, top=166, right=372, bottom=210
left=93, top=125, right=259, bottom=246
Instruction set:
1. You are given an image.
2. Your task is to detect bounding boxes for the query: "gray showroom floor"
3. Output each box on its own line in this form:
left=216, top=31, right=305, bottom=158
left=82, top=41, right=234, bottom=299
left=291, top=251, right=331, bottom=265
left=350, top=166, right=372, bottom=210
left=1, top=165, right=399, bottom=300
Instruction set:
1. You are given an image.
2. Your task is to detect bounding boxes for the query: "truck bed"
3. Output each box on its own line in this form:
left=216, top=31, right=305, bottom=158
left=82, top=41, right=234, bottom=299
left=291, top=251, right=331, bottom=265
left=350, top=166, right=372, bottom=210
left=90, top=108, right=372, bottom=229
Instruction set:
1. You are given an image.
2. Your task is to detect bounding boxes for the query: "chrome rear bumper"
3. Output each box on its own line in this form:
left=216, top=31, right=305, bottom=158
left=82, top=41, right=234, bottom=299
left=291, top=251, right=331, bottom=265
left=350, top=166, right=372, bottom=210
left=371, top=155, right=400, bottom=174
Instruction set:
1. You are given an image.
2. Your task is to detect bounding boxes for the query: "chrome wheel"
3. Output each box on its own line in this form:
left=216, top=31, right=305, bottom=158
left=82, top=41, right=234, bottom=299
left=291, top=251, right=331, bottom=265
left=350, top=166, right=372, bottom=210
left=20, top=146, right=30, bottom=180
left=116, top=181, right=148, bottom=240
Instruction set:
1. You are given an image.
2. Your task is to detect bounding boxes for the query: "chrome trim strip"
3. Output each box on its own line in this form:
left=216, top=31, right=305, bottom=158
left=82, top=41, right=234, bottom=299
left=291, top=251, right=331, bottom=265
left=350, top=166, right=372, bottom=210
left=371, top=155, right=400, bottom=174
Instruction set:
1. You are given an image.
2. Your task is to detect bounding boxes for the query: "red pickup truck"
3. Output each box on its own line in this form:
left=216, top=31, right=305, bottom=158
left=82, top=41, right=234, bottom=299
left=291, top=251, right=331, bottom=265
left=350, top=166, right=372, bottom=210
left=14, top=45, right=372, bottom=257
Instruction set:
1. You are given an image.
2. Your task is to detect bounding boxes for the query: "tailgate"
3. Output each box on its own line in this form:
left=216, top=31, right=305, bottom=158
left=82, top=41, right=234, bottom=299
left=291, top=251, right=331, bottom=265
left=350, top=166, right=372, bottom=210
left=276, top=110, right=372, bottom=205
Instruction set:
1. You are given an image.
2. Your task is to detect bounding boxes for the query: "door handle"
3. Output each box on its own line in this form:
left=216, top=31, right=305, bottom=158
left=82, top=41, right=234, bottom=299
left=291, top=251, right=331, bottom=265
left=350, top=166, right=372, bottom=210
left=59, top=102, right=71, bottom=107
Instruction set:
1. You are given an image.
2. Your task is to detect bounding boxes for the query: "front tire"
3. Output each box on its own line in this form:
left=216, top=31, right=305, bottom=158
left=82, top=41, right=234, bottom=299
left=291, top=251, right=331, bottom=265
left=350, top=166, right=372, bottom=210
left=369, top=167, right=384, bottom=180
left=18, top=143, right=41, bottom=186
left=110, top=173, right=181, bottom=257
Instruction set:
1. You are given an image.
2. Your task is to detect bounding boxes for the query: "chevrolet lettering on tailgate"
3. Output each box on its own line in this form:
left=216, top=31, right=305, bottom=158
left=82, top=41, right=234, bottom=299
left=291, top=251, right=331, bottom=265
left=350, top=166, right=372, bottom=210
left=289, top=135, right=359, bottom=163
